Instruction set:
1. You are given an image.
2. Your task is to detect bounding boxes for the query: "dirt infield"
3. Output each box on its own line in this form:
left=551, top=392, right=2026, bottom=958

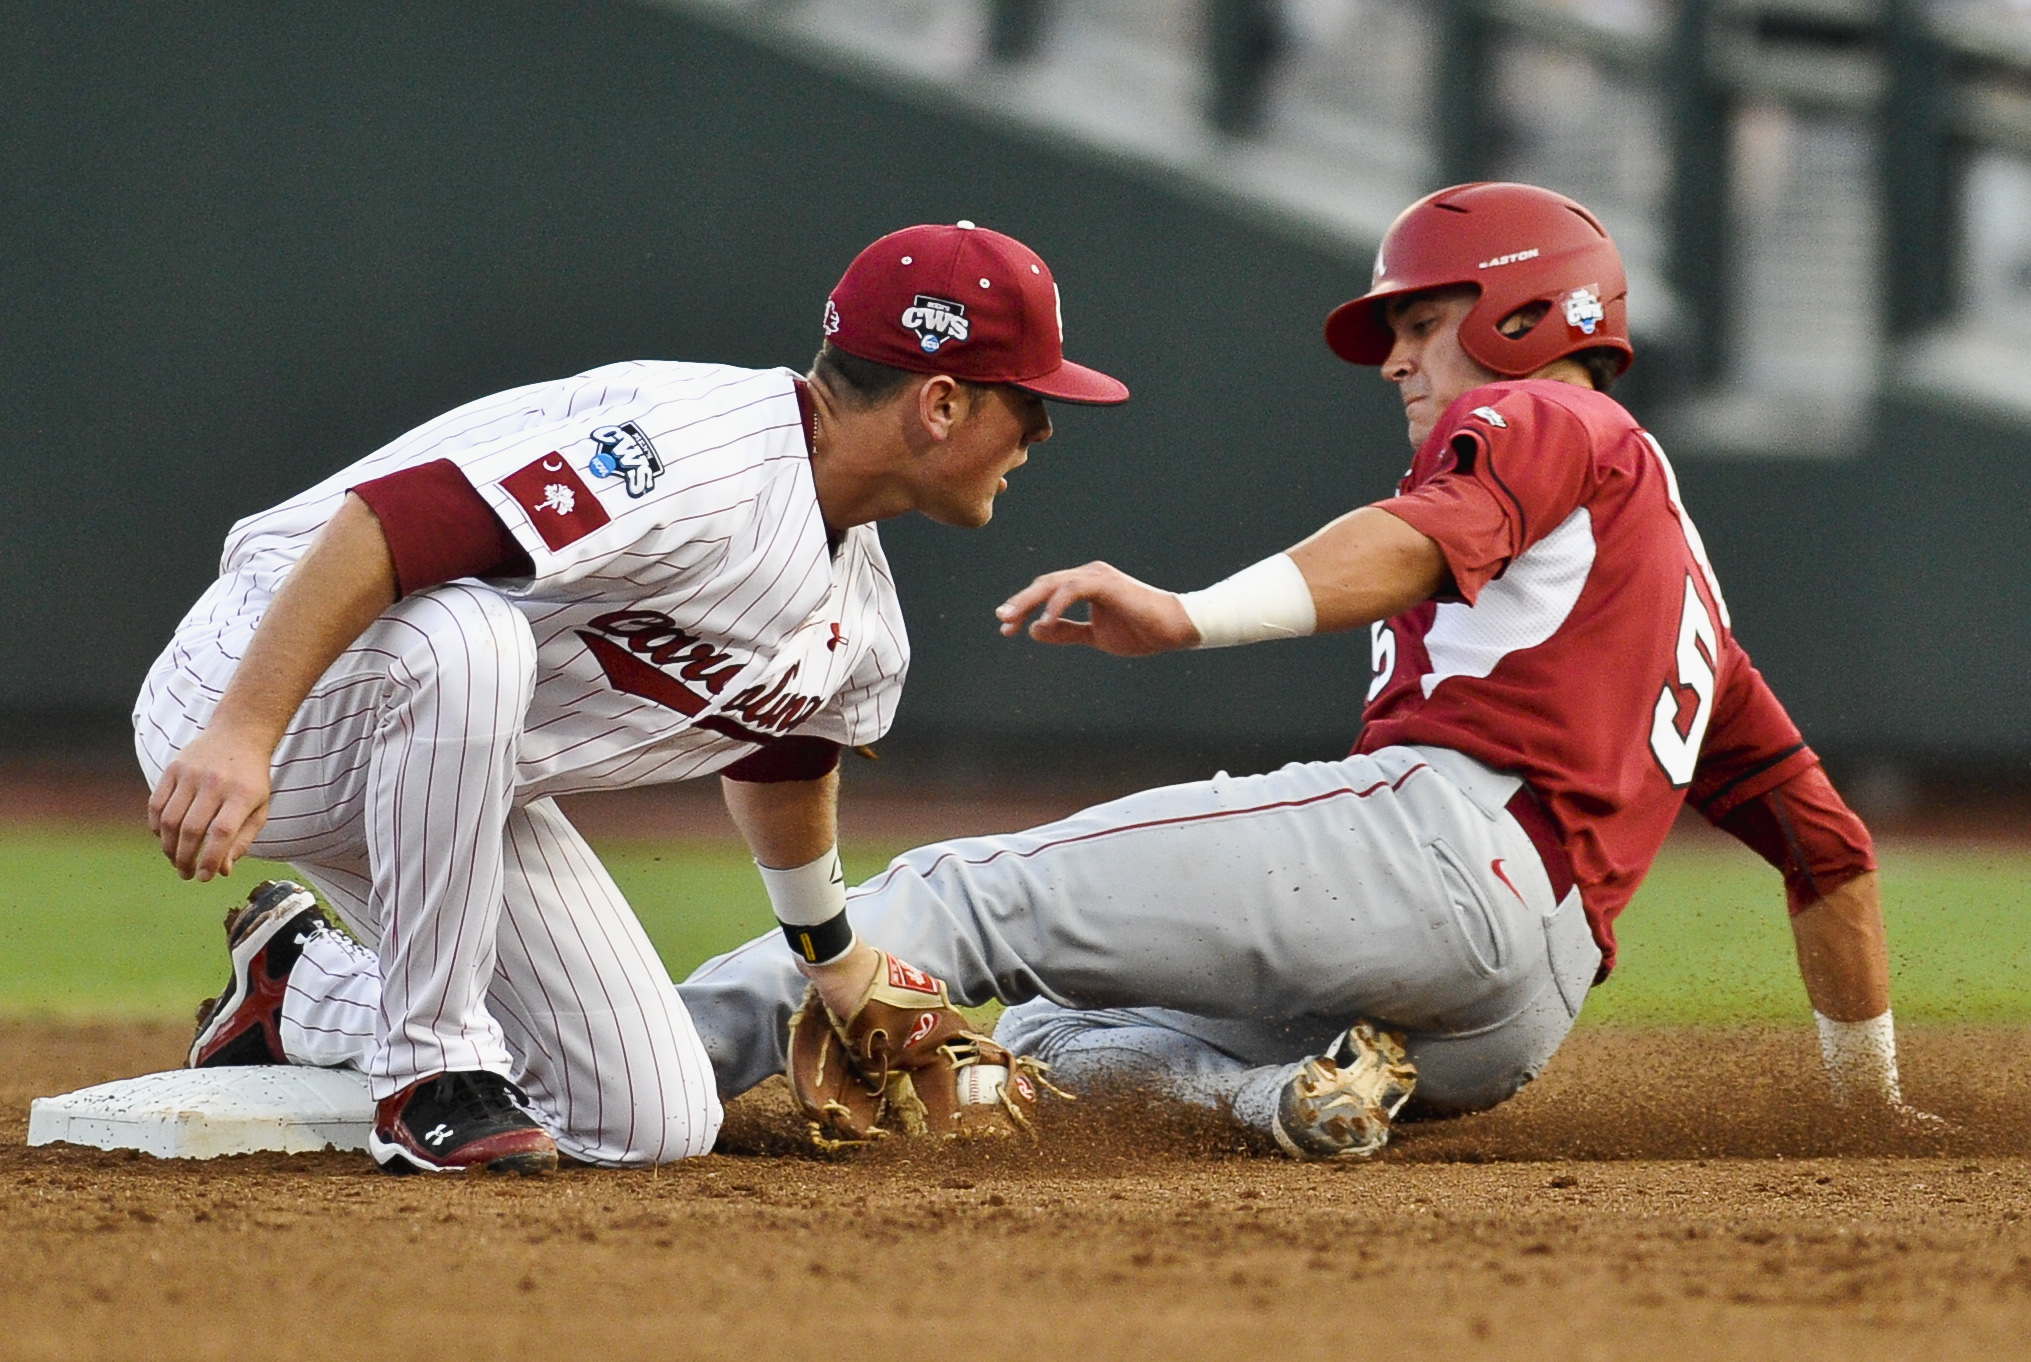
left=5, top=1022, right=2030, bottom=1361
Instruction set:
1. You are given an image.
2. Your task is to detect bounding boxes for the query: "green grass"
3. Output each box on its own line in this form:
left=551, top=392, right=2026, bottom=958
left=0, top=829, right=909, bottom=1019
left=2, top=827, right=2025, bottom=1024
left=1583, top=840, right=2031, bottom=1025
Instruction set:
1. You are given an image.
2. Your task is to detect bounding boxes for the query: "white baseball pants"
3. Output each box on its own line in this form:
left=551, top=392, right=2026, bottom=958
left=135, top=574, right=721, bottom=1166
left=681, top=746, right=1602, bottom=1134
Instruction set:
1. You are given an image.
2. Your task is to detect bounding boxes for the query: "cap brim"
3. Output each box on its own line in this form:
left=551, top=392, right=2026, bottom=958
left=1323, top=293, right=1401, bottom=365
left=1014, top=358, right=1130, bottom=406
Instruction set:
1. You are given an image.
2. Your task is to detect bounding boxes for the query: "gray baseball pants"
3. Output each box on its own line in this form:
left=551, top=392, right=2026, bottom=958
left=679, top=745, right=1602, bottom=1134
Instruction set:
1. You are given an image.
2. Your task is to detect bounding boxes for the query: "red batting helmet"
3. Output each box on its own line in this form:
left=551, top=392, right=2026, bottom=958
left=1324, top=182, right=1633, bottom=378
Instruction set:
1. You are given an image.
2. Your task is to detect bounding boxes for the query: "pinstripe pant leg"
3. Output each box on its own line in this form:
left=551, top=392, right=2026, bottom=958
left=281, top=814, right=724, bottom=1165
left=277, top=857, right=383, bottom=1070
left=351, top=585, right=535, bottom=1098
left=138, top=579, right=541, bottom=1097
left=486, top=798, right=723, bottom=1166
left=140, top=577, right=717, bottom=1155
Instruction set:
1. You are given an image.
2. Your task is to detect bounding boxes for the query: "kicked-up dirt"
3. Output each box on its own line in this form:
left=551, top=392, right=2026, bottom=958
left=3, top=1021, right=2031, bottom=1361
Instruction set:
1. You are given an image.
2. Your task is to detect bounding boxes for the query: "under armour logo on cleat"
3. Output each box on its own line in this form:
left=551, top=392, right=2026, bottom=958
left=424, top=1123, right=455, bottom=1147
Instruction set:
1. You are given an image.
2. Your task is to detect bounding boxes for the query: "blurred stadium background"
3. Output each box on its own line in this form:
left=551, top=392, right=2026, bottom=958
left=5, top=0, right=2031, bottom=813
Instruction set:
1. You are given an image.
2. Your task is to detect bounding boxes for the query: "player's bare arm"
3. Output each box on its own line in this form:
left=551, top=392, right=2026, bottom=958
left=1790, top=873, right=1939, bottom=1124
left=720, top=771, right=880, bottom=1012
left=998, top=287, right=1589, bottom=654
left=1790, top=872, right=1890, bottom=1023
left=722, top=770, right=840, bottom=870
left=147, top=493, right=397, bottom=882
left=1284, top=508, right=1448, bottom=630
left=995, top=509, right=1445, bottom=653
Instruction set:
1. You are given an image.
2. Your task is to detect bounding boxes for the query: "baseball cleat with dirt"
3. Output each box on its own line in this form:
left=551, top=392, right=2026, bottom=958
left=369, top=1071, right=559, bottom=1175
left=187, top=878, right=333, bottom=1069
left=1271, top=1022, right=1418, bottom=1161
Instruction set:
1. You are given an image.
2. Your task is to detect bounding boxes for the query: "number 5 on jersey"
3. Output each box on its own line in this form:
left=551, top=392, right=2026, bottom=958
left=1650, top=573, right=1719, bottom=787
left=1367, top=620, right=1398, bottom=704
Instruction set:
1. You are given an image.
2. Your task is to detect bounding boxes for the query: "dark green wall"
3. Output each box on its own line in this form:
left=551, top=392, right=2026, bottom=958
left=1, top=1, right=2018, bottom=767
left=1860, top=398, right=2031, bottom=755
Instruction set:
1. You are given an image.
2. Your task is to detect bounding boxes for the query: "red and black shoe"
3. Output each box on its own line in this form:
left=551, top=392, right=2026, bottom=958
left=369, top=1071, right=559, bottom=1175
left=187, top=879, right=332, bottom=1069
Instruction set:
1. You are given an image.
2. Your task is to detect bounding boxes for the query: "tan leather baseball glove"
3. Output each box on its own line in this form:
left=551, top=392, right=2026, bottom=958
left=786, top=951, right=1064, bottom=1150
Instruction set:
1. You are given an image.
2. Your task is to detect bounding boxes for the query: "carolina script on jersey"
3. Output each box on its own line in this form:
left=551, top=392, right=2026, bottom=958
left=576, top=608, right=828, bottom=744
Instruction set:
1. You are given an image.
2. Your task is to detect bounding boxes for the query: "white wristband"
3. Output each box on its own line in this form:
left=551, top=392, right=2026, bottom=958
left=1815, top=1009, right=1901, bottom=1105
left=756, top=846, right=847, bottom=926
left=1176, top=553, right=1318, bottom=650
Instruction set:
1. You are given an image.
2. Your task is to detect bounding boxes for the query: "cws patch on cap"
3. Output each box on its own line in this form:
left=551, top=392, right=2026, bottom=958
left=823, top=221, right=1129, bottom=405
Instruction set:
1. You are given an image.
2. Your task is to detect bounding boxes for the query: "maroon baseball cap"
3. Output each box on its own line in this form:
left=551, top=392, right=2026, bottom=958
left=823, top=222, right=1130, bottom=405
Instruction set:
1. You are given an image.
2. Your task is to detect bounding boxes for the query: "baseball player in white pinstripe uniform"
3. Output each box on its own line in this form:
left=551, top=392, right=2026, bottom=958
left=137, top=222, right=1128, bottom=1173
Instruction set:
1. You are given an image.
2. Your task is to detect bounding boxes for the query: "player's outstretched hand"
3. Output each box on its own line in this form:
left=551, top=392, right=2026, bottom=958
left=147, top=727, right=273, bottom=882
left=996, top=561, right=1199, bottom=655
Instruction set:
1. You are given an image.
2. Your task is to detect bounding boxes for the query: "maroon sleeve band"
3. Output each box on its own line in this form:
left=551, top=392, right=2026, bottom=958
left=722, top=736, right=842, bottom=784
left=1713, top=763, right=1878, bottom=915
left=351, top=459, right=533, bottom=598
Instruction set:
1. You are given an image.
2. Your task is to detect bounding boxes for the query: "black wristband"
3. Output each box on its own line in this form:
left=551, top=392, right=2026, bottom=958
left=780, top=911, right=855, bottom=965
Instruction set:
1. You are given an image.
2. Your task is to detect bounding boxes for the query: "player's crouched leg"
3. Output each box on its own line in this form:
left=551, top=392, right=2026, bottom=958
left=500, top=973, right=725, bottom=1166
left=490, top=799, right=726, bottom=1167
left=526, top=1027, right=725, bottom=1168
left=997, top=1000, right=1326, bottom=1136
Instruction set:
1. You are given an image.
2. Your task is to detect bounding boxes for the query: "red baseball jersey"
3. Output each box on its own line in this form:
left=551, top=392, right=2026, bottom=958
left=1355, top=379, right=1820, bottom=972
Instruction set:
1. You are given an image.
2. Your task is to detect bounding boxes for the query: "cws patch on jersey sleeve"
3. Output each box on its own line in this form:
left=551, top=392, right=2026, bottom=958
left=499, top=454, right=610, bottom=551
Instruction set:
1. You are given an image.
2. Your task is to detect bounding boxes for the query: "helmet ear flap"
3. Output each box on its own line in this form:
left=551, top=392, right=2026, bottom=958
left=1496, top=300, right=1552, bottom=340
left=1462, top=282, right=1633, bottom=378
left=1474, top=298, right=1556, bottom=375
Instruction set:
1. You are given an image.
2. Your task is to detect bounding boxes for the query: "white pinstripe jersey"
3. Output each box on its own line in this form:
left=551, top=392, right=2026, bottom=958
left=219, top=362, right=909, bottom=799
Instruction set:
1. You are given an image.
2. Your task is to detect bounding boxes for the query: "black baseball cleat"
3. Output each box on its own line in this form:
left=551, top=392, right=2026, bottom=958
left=369, top=1071, right=559, bottom=1175
left=187, top=879, right=332, bottom=1069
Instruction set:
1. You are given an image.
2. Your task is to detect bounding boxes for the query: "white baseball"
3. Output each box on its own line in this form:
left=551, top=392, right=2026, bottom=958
left=957, top=1063, right=1009, bottom=1106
